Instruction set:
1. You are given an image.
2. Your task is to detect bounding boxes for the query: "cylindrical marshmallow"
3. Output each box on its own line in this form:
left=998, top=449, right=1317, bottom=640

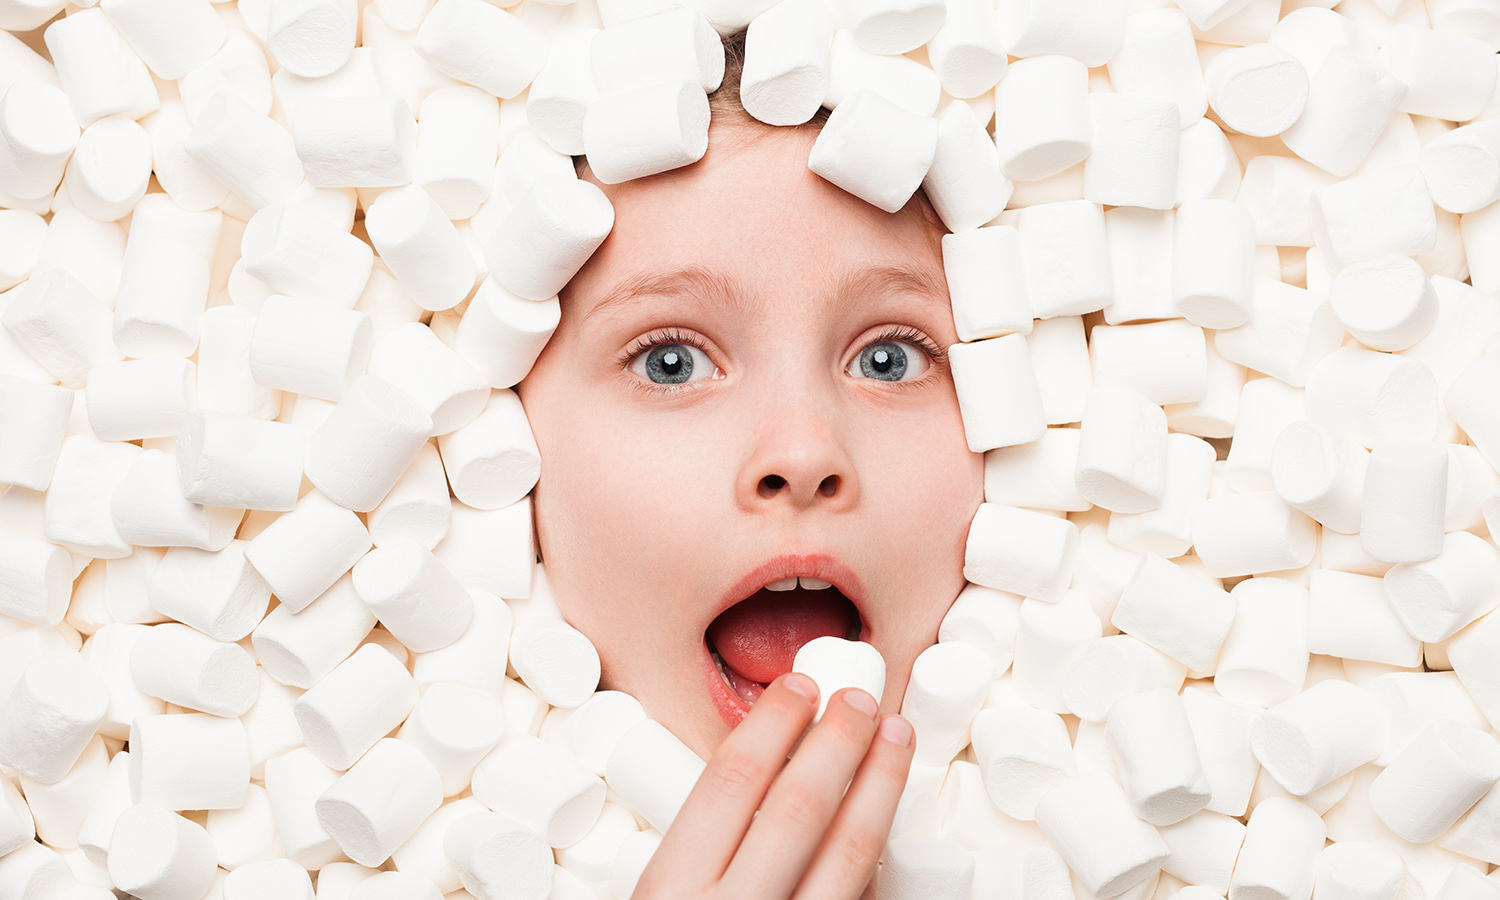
left=0, top=655, right=108, bottom=784
left=1381, top=24, right=1497, bottom=122
left=1106, top=688, right=1212, bottom=827
left=99, top=0, right=225, bottom=81
left=117, top=446, right=236, bottom=550
left=1106, top=9, right=1205, bottom=127
left=983, top=428, right=1089, bottom=512
left=43, top=435, right=143, bottom=559
left=1307, top=568, right=1421, bottom=668
left=998, top=0, right=1124, bottom=67
left=304, top=375, right=434, bottom=512
left=1249, top=679, right=1384, bottom=796
left=899, top=641, right=992, bottom=767
left=350, top=540, right=472, bottom=653
left=807, top=87, right=938, bottom=214
left=0, top=80, right=78, bottom=201
left=1281, top=46, right=1408, bottom=177
left=1368, top=720, right=1500, bottom=843
left=220, top=857, right=314, bottom=900
left=1204, top=44, right=1308, bottom=138
left=1083, top=92, right=1179, bottom=211
left=1017, top=201, right=1112, bottom=319
left=292, top=96, right=416, bottom=189
left=366, top=323, right=489, bottom=435
left=1214, top=577, right=1310, bottom=708
left=1271, top=421, right=1369, bottom=535
left=146, top=542, right=269, bottom=644
left=250, top=572, right=374, bottom=689
left=969, top=706, right=1075, bottom=821
left=1102, top=206, right=1174, bottom=325
left=239, top=203, right=371, bottom=309
left=963, top=503, right=1079, bottom=603
left=410, top=85, right=497, bottom=219
left=265, top=0, right=357, bottom=78
left=196, top=306, right=283, bottom=421
left=84, top=358, right=196, bottom=442
left=1310, top=164, right=1438, bottom=272
left=482, top=176, right=612, bottom=303
left=0, top=526, right=72, bottom=627
left=1228, top=798, right=1325, bottom=900
left=248, top=295, right=372, bottom=403
left=262, top=748, right=343, bottom=869
left=1419, top=121, right=1500, bottom=216
left=367, top=443, right=451, bottom=550
left=1327, top=255, right=1437, bottom=352
left=1033, top=770, right=1170, bottom=900
left=603, top=719, right=705, bottom=834
left=509, top=617, right=601, bottom=710
left=581, top=79, right=710, bottom=185
left=471, top=733, right=605, bottom=849
left=242, top=488, right=371, bottom=612
left=739, top=0, right=832, bottom=127
left=106, top=804, right=218, bottom=900
left=1, top=269, right=121, bottom=389
left=184, top=90, right=303, bottom=210
left=452, top=277, right=560, bottom=390
left=314, top=737, right=444, bottom=867
left=129, top=622, right=258, bottom=717
left=129, top=713, right=250, bottom=810
left=1172, top=199, right=1256, bottom=330
left=1112, top=553, right=1236, bottom=672
left=1062, top=635, right=1187, bottom=723
left=948, top=334, right=1045, bottom=452
left=112, top=194, right=222, bottom=359
left=1312, top=841, right=1404, bottom=900
left=922, top=99, right=1011, bottom=234
left=293, top=642, right=418, bottom=771
left=413, top=0, right=547, bottom=99
left=878, top=838, right=974, bottom=900
left=0, top=375, right=71, bottom=492
left=43, top=8, right=160, bottom=127
left=791, top=636, right=886, bottom=724
left=397, top=683, right=504, bottom=797
left=993, top=55, right=1090, bottom=183
left=1192, top=492, right=1318, bottom=578
left=1074, top=385, right=1168, bottom=514
left=1090, top=320, right=1207, bottom=407
left=64, top=114, right=151, bottom=223
left=1011, top=594, right=1102, bottom=714
left=435, top=388, right=539, bottom=511
left=1384, top=531, right=1500, bottom=645
left=1359, top=439, right=1447, bottom=565
left=442, top=812, right=553, bottom=900
left=363, top=185, right=475, bottom=313
left=943, top=226, right=1030, bottom=343
left=174, top=411, right=303, bottom=512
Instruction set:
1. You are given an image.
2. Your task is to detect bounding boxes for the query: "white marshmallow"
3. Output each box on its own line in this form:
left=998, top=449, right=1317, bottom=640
left=111, top=449, right=243, bottom=551
left=1381, top=24, right=1496, bottom=122
left=367, top=443, right=451, bottom=550
left=472, top=734, right=605, bottom=849
left=1309, top=568, right=1420, bottom=669
left=0, top=655, right=107, bottom=784
left=129, top=622, right=258, bottom=717
left=432, top=498, right=534, bottom=600
left=983, top=428, right=1090, bottom=513
left=386, top=796, right=482, bottom=894
left=483, top=176, right=612, bottom=302
left=43, top=9, right=159, bottom=126
left=1227, top=798, right=1325, bottom=900
left=240, top=203, right=373, bottom=309
left=878, top=838, right=974, bottom=900
left=367, top=324, right=489, bottom=437
left=251, top=573, right=374, bottom=689
left=591, top=8, right=723, bottom=96
left=315, top=738, right=444, bottom=867
left=238, top=670, right=305, bottom=781
left=249, top=297, right=371, bottom=405
left=963, top=503, right=1079, bottom=603
left=900, top=641, right=991, bottom=767
left=1011, top=594, right=1103, bottom=714
left=413, top=0, right=547, bottom=98
left=1074, top=385, right=1167, bottom=514
left=1310, top=163, right=1438, bottom=272
left=435, top=388, right=539, bottom=511
left=998, top=0, right=1126, bottom=67
left=221, top=858, right=314, bottom=900
left=603, top=719, right=705, bottom=834
left=969, top=706, right=1074, bottom=820
left=553, top=801, right=636, bottom=884
left=509, top=617, right=600, bottom=709
left=580, top=78, right=710, bottom=184
left=1214, top=280, right=1342, bottom=388
left=1360, top=438, right=1447, bottom=565
left=1272, top=421, right=1369, bottom=535
left=527, top=28, right=599, bottom=154
left=265, top=0, right=357, bottom=78
left=1249, top=679, right=1384, bottom=797
left=197, top=307, right=283, bottom=421
left=84, top=358, right=196, bottom=443
left=1113, top=553, right=1235, bottom=672
left=146, top=542, right=267, bottom=645
left=922, top=100, right=1011, bottom=233
left=129, top=712, right=251, bottom=810
left=443, top=812, right=553, bottom=900
left=1175, top=118, right=1241, bottom=207
left=994, top=55, right=1091, bottom=183
left=1224, top=378, right=1307, bottom=493
left=1281, top=46, right=1407, bottom=177
left=242, top=488, right=372, bottom=612
left=923, top=0, right=1005, bottom=99
left=185, top=90, right=304, bottom=210
left=177, top=27, right=272, bottom=122
left=1419, top=121, right=1500, bottom=216
left=1215, top=577, right=1310, bottom=707
left=81, top=624, right=164, bottom=740
left=1063, top=634, right=1186, bottom=723
left=98, top=0, right=224, bottom=81
left=174, top=411, right=303, bottom=513
left=1107, top=688, right=1211, bottom=826
left=1181, top=686, right=1260, bottom=818
left=1328, top=254, right=1437, bottom=352
left=294, top=643, right=418, bottom=771
left=106, top=804, right=218, bottom=900
left=351, top=540, right=472, bottom=653
left=1369, top=720, right=1500, bottom=843
left=0, top=375, right=71, bottom=492
left=44, top=436, right=142, bottom=559
left=397, top=683, right=504, bottom=797
left=411, top=86, right=497, bottom=219
left=0, top=80, right=78, bottom=202
left=1204, top=44, right=1309, bottom=138
left=824, top=29, right=940, bottom=117
left=73, top=747, right=129, bottom=864
left=1034, top=770, right=1170, bottom=899
left=808, top=87, right=937, bottom=215
left=1, top=270, right=120, bottom=389
left=1108, top=10, right=1206, bottom=127
left=1091, top=321, right=1207, bottom=408
left=453, top=277, right=561, bottom=390
left=1446, top=352, right=1500, bottom=473
left=304, top=376, right=434, bottom=512
left=1384, top=531, right=1500, bottom=644
left=114, top=197, right=222, bottom=360
left=1103, top=207, right=1175, bottom=325
left=0, top=209, right=47, bottom=293
left=263, top=748, right=344, bottom=869
left=1194, top=492, right=1318, bottom=578
left=1305, top=347, right=1439, bottom=449
left=1235, top=155, right=1338, bottom=248
left=791, top=635, right=886, bottom=724
left=363, top=186, right=475, bottom=314
left=948, top=334, right=1046, bottom=452
left=841, top=0, right=943, bottom=55
left=0, top=526, right=72, bottom=627
left=1017, top=201, right=1113, bottom=319
left=541, top=692, right=646, bottom=779
left=1312, top=841, right=1404, bottom=900
left=1107, top=433, right=1215, bottom=558
left=1083, top=92, right=1179, bottom=211
left=943, top=227, right=1031, bottom=342
left=292, top=96, right=416, bottom=189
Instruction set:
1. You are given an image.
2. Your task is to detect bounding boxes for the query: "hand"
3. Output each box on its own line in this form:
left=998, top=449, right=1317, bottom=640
left=633, top=673, right=917, bottom=900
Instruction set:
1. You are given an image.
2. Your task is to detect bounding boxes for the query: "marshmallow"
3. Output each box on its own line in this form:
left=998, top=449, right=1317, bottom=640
left=1194, top=492, right=1319, bottom=579
left=294, top=643, right=419, bottom=770
left=1107, top=688, right=1211, bottom=826
left=387, top=796, right=483, bottom=893
left=239, top=670, right=304, bottom=782
left=98, top=0, right=225, bottom=81
left=243, top=488, right=372, bottom=612
left=1154, top=813, right=1243, bottom=896
left=948, top=334, right=1045, bottom=452
left=84, top=359, right=196, bottom=443
left=554, top=801, right=636, bottom=885
left=1369, top=720, right=1500, bottom=843
left=1034, top=770, right=1170, bottom=899
left=0, top=210, right=46, bottom=294
left=1176, top=118, right=1241, bottom=207
left=435, top=388, right=538, bottom=510
left=603, top=719, right=705, bottom=834
left=304, top=376, right=434, bottom=512
left=998, top=0, right=1126, bottom=68
left=1227, top=798, right=1325, bottom=900
left=898, top=641, right=991, bottom=767
left=265, top=0, right=357, bottom=78
left=994, top=55, right=1092, bottom=183
left=453, top=278, right=561, bottom=390
left=263, top=748, right=344, bottom=869
left=0, top=376, right=70, bottom=493
left=1063, top=635, right=1186, bottom=723
left=508, top=617, right=600, bottom=709
left=292, top=96, right=416, bottom=190
left=1224, top=378, right=1308, bottom=493
left=432, top=498, right=534, bottom=600
left=367, top=443, right=451, bottom=550
left=540, top=692, right=647, bottom=781
left=315, top=738, right=444, bottom=867
left=1312, top=841, right=1404, bottom=900
left=1103, top=208, right=1175, bottom=325
left=185, top=90, right=305, bottom=210
left=44, top=436, right=142, bottom=559
left=414, top=0, right=547, bottom=99
left=0, top=655, right=107, bottom=784
left=1442, top=786, right=1500, bottom=865
left=129, top=622, right=258, bottom=717
left=410, top=87, right=496, bottom=220
left=969, top=707, right=1075, bottom=820
left=921, top=0, right=1004, bottom=99
left=1381, top=24, right=1496, bottom=122
left=1215, top=280, right=1343, bottom=388
left=1180, top=686, right=1260, bottom=818
left=1419, top=122, right=1500, bottom=216
left=350, top=540, right=473, bottom=653
left=197, top=307, right=284, bottom=420
left=1, top=270, right=120, bottom=389
left=808, top=87, right=937, bottom=214
left=1360, top=438, right=1447, bottom=565
left=1107, top=10, right=1206, bottom=127
left=1308, top=567, right=1420, bottom=667
left=1281, top=46, right=1407, bottom=177
left=841, top=0, right=943, bottom=55
left=471, top=734, right=605, bottom=848
left=1090, top=321, right=1206, bottom=408
left=1310, top=164, right=1438, bottom=272
left=240, top=204, right=373, bottom=309
left=177, top=27, right=272, bottom=121
left=1328, top=255, right=1437, bottom=352
left=944, top=227, right=1031, bottom=343
left=1235, top=155, right=1339, bottom=248
left=591, top=9, right=724, bottom=96
left=922, top=100, right=1011, bottom=233
left=878, top=838, right=974, bottom=900
left=1083, top=93, right=1179, bottom=211
left=1305, top=347, right=1439, bottom=449
left=527, top=28, right=598, bottom=153
left=1018, top=201, right=1113, bottom=319
left=81, top=624, right=164, bottom=740
left=1112, top=553, right=1235, bottom=672
left=983, top=428, right=1089, bottom=512
left=106, top=804, right=218, bottom=900
left=0, top=81, right=78, bottom=202
left=443, top=812, right=554, bottom=900
left=1204, top=44, right=1309, bottom=138
left=1074, top=386, right=1167, bottom=514
left=1012, top=594, right=1103, bottom=714
left=1214, top=577, right=1310, bottom=707
left=1384, top=531, right=1500, bottom=644
left=1446, top=353, right=1500, bottom=473
left=824, top=28, right=940, bottom=117
left=221, top=858, right=313, bottom=900
left=964, top=503, right=1079, bottom=603
left=581, top=78, right=710, bottom=185
left=483, top=176, right=612, bottom=303
left=397, top=683, right=504, bottom=797
left=129, top=712, right=251, bottom=810
left=174, top=411, right=303, bottom=513
left=368, top=326, right=488, bottom=438
left=203, top=778, right=281, bottom=868
left=0, top=526, right=71, bottom=627
left=363, top=186, right=475, bottom=314
left=251, top=573, right=375, bottom=689
left=1107, top=433, right=1215, bottom=558
left=1370, top=671, right=1489, bottom=768
left=1249, top=679, right=1384, bottom=797
left=43, top=9, right=159, bottom=126
left=113, top=442, right=237, bottom=548
left=790, top=635, right=886, bottom=724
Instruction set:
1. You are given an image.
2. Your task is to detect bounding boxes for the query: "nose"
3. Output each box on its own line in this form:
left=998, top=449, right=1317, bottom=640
left=735, top=392, right=859, bottom=512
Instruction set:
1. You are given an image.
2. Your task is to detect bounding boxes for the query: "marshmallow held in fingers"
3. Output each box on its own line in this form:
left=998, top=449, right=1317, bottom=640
left=0, top=655, right=108, bottom=784
left=106, top=804, right=219, bottom=900
left=483, top=176, right=613, bottom=303
left=1368, top=720, right=1500, bottom=843
left=808, top=87, right=938, bottom=215
left=304, top=376, right=434, bottom=512
left=791, top=635, right=886, bottom=724
left=314, top=737, right=443, bottom=867
left=1033, top=770, right=1170, bottom=899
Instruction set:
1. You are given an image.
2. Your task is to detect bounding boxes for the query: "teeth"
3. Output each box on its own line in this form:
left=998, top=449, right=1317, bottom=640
left=766, top=577, right=798, bottom=591
left=799, top=577, right=832, bottom=590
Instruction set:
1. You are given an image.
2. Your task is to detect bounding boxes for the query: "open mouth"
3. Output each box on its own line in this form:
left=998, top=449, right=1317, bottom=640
left=705, top=577, right=863, bottom=711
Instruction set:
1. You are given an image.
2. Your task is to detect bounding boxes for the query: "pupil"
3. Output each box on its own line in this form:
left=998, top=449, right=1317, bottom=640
left=646, top=344, right=694, bottom=384
left=860, top=342, right=907, bottom=381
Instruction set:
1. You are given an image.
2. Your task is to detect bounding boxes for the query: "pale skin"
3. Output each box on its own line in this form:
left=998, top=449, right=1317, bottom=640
left=518, top=114, right=984, bottom=897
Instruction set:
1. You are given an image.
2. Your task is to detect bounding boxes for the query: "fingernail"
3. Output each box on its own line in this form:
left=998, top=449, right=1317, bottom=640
left=878, top=715, right=913, bottom=747
left=784, top=673, right=819, bottom=702
left=843, top=688, right=878, bottom=719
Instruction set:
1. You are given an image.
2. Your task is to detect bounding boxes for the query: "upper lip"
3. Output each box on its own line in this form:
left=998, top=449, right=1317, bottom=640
left=710, top=553, right=871, bottom=639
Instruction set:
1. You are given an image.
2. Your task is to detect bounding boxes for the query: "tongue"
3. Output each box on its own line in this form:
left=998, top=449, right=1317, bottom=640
left=707, top=588, right=856, bottom=685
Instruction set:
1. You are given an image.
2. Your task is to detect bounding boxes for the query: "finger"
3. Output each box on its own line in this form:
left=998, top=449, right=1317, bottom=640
left=719, top=686, right=881, bottom=900
left=639, top=673, right=819, bottom=890
left=791, top=714, right=916, bottom=900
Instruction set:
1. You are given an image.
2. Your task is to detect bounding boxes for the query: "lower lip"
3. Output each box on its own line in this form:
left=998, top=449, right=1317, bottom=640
left=702, top=639, right=751, bottom=729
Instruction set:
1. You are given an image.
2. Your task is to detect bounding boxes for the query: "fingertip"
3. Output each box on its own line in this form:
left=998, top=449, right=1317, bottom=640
left=781, top=672, right=819, bottom=704
left=876, top=714, right=913, bottom=748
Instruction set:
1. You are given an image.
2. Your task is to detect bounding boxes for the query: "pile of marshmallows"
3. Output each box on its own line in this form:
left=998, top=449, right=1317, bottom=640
left=4, top=0, right=1500, bottom=897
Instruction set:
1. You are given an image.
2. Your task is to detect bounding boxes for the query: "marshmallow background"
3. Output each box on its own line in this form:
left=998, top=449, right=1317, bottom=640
left=2, top=1, right=1500, bottom=899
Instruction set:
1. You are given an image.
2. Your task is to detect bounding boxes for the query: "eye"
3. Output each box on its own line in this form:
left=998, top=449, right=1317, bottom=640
left=629, top=342, right=715, bottom=385
left=847, top=339, right=931, bottom=382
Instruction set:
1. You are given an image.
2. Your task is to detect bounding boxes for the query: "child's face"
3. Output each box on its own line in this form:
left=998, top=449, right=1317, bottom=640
left=518, top=122, right=984, bottom=759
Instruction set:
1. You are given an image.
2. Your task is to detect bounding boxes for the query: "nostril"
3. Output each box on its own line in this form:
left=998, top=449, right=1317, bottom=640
left=818, top=475, right=839, bottom=497
left=759, top=474, right=786, bottom=498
